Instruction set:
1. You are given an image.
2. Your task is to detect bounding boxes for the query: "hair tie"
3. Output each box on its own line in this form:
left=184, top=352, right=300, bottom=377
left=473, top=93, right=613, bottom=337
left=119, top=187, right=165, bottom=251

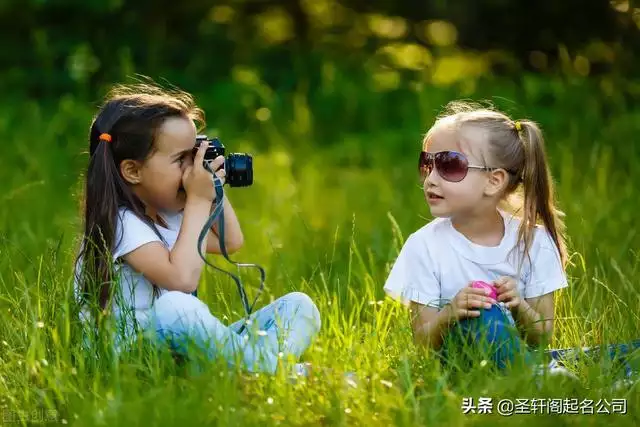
left=99, top=133, right=112, bottom=143
left=514, top=121, right=522, bottom=132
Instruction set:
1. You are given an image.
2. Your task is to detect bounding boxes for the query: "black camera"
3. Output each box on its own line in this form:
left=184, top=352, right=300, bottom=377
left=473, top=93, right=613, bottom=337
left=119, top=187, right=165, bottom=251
left=193, top=135, right=253, bottom=187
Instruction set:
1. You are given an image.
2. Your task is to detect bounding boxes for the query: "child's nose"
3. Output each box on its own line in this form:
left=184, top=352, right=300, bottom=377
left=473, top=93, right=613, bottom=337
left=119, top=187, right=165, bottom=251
left=425, top=166, right=439, bottom=187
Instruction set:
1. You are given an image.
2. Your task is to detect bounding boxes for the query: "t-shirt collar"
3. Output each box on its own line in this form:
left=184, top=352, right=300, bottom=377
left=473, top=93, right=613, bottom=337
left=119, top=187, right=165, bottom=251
left=445, top=209, right=519, bottom=265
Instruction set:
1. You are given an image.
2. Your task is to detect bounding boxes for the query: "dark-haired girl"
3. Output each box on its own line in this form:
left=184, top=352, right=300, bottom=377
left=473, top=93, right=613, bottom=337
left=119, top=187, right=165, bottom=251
left=74, top=83, right=320, bottom=374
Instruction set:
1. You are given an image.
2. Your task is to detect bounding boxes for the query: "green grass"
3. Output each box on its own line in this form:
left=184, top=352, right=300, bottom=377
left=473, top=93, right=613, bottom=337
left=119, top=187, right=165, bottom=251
left=1, top=72, right=640, bottom=426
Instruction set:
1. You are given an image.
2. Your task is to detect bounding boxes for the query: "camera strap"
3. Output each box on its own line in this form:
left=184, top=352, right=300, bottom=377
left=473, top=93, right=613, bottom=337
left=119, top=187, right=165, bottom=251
left=193, top=166, right=265, bottom=334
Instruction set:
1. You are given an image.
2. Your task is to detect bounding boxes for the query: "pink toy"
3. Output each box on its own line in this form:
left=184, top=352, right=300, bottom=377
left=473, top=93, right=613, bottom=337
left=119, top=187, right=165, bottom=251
left=471, top=281, right=498, bottom=301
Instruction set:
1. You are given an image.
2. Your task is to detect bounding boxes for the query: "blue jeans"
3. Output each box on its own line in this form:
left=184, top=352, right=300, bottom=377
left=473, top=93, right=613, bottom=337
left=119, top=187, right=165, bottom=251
left=440, top=303, right=535, bottom=370
left=144, top=291, right=321, bottom=374
left=438, top=303, right=639, bottom=379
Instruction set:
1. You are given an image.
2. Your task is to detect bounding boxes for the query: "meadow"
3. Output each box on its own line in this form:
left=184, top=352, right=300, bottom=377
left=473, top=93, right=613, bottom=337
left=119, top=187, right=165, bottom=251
left=0, top=70, right=639, bottom=426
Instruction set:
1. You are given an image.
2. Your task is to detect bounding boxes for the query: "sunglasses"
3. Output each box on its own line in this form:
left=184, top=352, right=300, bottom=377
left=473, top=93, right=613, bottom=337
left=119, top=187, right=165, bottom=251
left=418, top=151, right=496, bottom=183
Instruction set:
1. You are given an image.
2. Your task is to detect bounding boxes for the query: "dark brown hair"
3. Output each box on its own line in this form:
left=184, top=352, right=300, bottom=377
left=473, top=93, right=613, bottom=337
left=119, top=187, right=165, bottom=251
left=74, top=83, right=204, bottom=317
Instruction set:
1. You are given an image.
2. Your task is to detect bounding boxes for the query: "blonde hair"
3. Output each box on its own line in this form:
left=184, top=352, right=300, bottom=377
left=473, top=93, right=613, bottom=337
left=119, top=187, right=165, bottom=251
left=430, top=100, right=568, bottom=269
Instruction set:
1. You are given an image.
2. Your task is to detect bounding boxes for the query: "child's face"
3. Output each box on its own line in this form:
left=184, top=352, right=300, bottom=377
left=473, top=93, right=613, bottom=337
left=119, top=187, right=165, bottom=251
left=136, top=116, right=196, bottom=214
left=422, top=124, right=493, bottom=219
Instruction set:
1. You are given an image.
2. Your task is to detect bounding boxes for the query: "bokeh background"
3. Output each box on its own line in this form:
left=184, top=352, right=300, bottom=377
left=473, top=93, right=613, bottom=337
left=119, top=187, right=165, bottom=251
left=1, top=0, right=640, bottom=425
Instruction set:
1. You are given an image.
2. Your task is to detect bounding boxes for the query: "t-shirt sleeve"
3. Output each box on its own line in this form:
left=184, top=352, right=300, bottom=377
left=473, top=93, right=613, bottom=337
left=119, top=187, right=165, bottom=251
left=524, top=228, right=568, bottom=298
left=112, top=210, right=162, bottom=260
left=383, top=233, right=441, bottom=308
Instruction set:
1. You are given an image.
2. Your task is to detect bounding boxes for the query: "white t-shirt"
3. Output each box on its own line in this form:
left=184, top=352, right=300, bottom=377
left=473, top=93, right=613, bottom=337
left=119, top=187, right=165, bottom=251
left=383, top=210, right=568, bottom=308
left=74, top=207, right=184, bottom=330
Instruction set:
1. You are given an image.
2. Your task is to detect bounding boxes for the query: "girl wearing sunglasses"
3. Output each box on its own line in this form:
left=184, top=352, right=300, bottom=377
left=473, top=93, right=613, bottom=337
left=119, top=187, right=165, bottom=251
left=384, top=101, right=569, bottom=373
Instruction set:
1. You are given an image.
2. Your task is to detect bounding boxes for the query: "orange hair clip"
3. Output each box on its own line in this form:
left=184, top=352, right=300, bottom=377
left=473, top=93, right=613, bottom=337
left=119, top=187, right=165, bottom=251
left=99, top=133, right=112, bottom=143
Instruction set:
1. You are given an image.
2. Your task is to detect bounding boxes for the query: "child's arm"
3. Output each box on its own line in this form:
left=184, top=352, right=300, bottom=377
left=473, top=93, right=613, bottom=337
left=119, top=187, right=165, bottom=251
left=410, top=284, right=494, bottom=350
left=410, top=303, right=454, bottom=350
left=509, top=227, right=567, bottom=347
left=512, top=293, right=555, bottom=347
left=206, top=193, right=244, bottom=254
left=494, top=276, right=556, bottom=347
left=122, top=145, right=220, bottom=293
left=123, top=197, right=213, bottom=293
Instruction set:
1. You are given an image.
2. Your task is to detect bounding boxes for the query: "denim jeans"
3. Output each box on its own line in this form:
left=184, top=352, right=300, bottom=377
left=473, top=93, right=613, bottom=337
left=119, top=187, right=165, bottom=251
left=143, top=291, right=321, bottom=374
left=439, top=302, right=535, bottom=370
left=439, top=303, right=640, bottom=381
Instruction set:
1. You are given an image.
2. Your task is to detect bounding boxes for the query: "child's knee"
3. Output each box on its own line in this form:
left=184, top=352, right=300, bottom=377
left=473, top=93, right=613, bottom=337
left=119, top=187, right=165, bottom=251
left=283, top=292, right=321, bottom=333
left=458, top=305, right=512, bottom=343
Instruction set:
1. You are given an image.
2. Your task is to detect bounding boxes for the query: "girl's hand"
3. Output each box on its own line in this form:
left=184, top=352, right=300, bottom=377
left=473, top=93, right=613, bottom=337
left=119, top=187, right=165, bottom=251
left=447, top=283, right=496, bottom=321
left=494, top=276, right=521, bottom=309
left=207, top=156, right=226, bottom=187
left=182, top=144, right=222, bottom=202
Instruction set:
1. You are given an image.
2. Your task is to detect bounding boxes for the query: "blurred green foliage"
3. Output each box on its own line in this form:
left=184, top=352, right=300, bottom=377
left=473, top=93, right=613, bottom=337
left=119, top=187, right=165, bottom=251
left=1, top=0, right=639, bottom=97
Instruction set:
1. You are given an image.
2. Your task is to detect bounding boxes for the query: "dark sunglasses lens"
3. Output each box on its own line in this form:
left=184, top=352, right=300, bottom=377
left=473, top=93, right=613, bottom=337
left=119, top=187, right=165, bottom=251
left=419, top=152, right=432, bottom=178
left=436, top=152, right=468, bottom=182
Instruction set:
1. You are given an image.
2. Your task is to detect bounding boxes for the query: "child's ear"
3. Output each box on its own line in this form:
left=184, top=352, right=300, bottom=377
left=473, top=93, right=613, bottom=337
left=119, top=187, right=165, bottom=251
left=484, top=168, right=509, bottom=197
left=120, top=159, right=143, bottom=185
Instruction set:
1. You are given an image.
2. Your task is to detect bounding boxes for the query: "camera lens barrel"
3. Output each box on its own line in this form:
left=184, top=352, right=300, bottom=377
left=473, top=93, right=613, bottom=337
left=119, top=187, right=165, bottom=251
left=225, top=153, right=253, bottom=187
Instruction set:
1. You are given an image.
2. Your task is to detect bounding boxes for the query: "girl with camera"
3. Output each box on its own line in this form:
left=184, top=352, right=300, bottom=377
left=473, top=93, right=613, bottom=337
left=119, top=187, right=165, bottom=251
left=73, top=83, right=320, bottom=374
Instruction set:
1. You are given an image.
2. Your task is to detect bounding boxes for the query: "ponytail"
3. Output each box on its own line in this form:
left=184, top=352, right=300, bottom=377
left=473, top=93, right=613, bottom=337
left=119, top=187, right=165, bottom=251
left=517, top=120, right=568, bottom=268
left=76, top=136, right=121, bottom=318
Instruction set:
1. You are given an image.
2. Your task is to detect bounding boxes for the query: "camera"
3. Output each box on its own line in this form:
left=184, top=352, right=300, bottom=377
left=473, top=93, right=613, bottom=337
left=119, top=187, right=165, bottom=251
left=193, top=135, right=253, bottom=187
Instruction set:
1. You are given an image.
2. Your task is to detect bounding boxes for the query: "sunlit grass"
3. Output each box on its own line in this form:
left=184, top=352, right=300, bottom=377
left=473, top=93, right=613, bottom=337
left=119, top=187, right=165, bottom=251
left=1, top=73, right=639, bottom=425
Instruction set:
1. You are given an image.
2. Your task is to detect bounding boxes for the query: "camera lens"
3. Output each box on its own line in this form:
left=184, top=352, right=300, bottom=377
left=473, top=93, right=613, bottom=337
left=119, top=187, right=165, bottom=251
left=225, top=153, right=253, bottom=187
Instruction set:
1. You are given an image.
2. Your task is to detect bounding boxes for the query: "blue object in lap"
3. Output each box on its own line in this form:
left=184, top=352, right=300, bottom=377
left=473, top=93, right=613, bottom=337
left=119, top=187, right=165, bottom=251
left=440, top=303, right=534, bottom=370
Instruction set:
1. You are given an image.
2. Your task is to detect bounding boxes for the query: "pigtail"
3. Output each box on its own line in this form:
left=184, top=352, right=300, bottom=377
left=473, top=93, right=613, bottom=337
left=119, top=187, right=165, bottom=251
left=517, top=120, right=568, bottom=268
left=75, top=134, right=122, bottom=325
